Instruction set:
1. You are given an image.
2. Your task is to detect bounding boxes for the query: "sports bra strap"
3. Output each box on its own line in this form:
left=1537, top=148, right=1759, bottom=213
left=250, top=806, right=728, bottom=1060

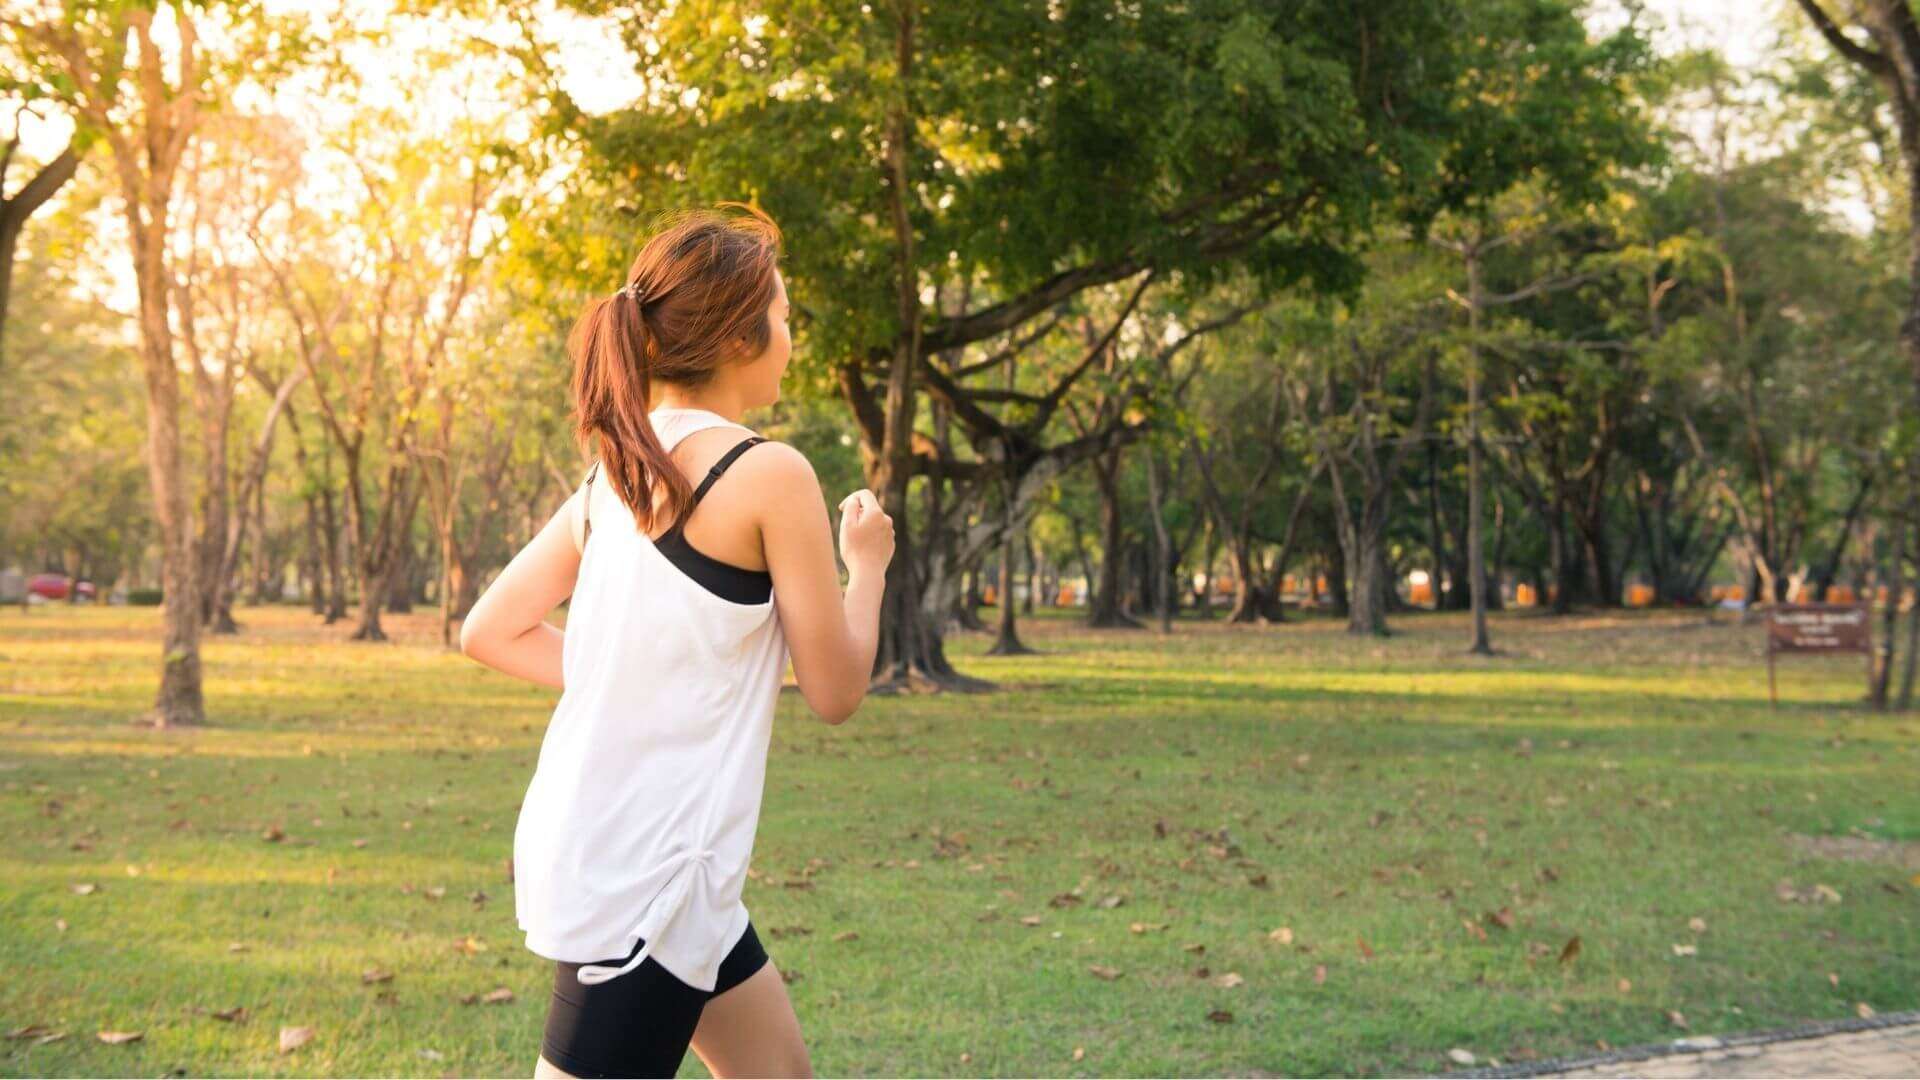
left=582, top=437, right=768, bottom=544
left=581, top=460, right=601, bottom=544
left=684, top=436, right=769, bottom=513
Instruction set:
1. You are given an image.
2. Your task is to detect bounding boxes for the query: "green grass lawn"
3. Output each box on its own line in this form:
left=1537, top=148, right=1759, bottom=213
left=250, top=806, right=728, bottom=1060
left=2, top=602, right=1916, bottom=1077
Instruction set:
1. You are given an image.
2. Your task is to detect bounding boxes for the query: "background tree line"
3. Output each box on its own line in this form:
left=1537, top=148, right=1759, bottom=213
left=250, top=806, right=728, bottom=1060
left=3, top=0, right=1917, bottom=725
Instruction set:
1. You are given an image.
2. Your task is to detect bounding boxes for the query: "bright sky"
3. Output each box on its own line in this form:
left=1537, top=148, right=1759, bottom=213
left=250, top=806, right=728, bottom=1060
left=16, top=0, right=1794, bottom=157
left=1639, top=0, right=1781, bottom=68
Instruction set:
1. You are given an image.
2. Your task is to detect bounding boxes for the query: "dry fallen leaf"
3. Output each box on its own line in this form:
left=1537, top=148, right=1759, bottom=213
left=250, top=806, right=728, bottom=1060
left=481, top=987, right=514, bottom=1005
left=69, top=883, right=97, bottom=896
left=1558, top=936, right=1582, bottom=966
left=1671, top=943, right=1697, bottom=957
left=1087, top=965, right=1122, bottom=981
left=1462, top=918, right=1487, bottom=942
left=1666, top=1010, right=1688, bottom=1030
left=833, top=931, right=858, bottom=943
left=1097, top=894, right=1124, bottom=909
left=97, top=1030, right=144, bottom=1045
left=262, top=826, right=285, bottom=843
left=279, top=1025, right=315, bottom=1053
left=1018, top=915, right=1043, bottom=927
left=1448, top=1048, right=1476, bottom=1066
left=1130, top=921, right=1168, bottom=934
left=1182, top=942, right=1206, bottom=955
left=1356, top=936, right=1375, bottom=960
left=1617, top=978, right=1632, bottom=993
left=1312, top=964, right=1327, bottom=985
left=1487, top=907, right=1516, bottom=930
left=1857, top=1002, right=1876, bottom=1019
left=362, top=968, right=395, bottom=985
left=1269, top=927, right=1294, bottom=946
left=6, top=1026, right=53, bottom=1041
left=1072, top=1047, right=1085, bottom=1061
left=1687, top=916, right=1707, bottom=933
left=1211, top=972, right=1245, bottom=989
left=1206, top=1009, right=1234, bottom=1024
left=210, top=1006, right=248, bottom=1023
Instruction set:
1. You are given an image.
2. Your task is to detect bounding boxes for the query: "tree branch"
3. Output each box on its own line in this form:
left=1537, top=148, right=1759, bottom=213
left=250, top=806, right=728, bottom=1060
left=1794, top=0, right=1892, bottom=75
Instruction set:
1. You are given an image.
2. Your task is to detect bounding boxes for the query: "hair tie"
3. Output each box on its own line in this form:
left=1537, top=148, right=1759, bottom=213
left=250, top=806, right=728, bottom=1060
left=619, top=279, right=648, bottom=305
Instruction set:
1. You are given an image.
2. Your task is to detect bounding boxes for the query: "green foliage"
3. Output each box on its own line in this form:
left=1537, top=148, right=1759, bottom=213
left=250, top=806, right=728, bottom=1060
left=0, top=172, right=151, bottom=584
left=538, top=0, right=1650, bottom=371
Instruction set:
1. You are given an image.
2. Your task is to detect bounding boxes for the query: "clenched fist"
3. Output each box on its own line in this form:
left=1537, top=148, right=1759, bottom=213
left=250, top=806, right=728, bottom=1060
left=837, top=489, right=895, bottom=577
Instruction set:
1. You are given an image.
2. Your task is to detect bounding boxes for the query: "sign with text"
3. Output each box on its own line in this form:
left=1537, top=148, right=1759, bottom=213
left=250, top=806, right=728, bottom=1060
left=1765, top=603, right=1871, bottom=705
left=1768, top=604, right=1871, bottom=654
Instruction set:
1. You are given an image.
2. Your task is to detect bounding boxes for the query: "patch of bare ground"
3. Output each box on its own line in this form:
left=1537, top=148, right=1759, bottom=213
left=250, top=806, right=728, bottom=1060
left=1787, top=833, right=1920, bottom=870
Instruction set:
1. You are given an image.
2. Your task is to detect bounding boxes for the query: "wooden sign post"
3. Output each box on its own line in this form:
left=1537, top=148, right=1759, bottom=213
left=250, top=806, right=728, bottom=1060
left=1765, top=604, right=1872, bottom=706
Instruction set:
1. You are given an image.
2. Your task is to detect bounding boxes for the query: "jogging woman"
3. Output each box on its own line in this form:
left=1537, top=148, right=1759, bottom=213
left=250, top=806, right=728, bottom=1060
left=459, top=203, right=893, bottom=1079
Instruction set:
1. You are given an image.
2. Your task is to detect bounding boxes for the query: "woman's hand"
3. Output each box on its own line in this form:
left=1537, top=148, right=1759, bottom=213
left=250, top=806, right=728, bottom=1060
left=458, top=490, right=583, bottom=689
left=836, top=489, right=895, bottom=581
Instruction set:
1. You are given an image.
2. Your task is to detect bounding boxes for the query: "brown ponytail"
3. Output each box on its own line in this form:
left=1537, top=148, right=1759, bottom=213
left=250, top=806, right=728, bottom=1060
left=569, top=202, right=783, bottom=535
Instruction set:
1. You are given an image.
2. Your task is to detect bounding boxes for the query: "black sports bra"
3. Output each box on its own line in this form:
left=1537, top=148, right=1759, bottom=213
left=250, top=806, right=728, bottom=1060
left=581, top=436, right=773, bottom=605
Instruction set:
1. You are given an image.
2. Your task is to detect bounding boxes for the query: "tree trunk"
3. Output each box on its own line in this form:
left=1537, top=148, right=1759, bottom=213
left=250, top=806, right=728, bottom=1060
left=1324, top=544, right=1350, bottom=616
left=1022, top=531, right=1037, bottom=616
left=1197, top=523, right=1217, bottom=620
left=131, top=198, right=203, bottom=726
left=1425, top=442, right=1449, bottom=610
left=1465, top=247, right=1494, bottom=654
left=1898, top=561, right=1919, bottom=710
left=1871, top=520, right=1906, bottom=709
left=302, top=492, right=324, bottom=614
left=856, top=8, right=988, bottom=692
left=1812, top=477, right=1872, bottom=601
left=321, top=482, right=347, bottom=623
left=1146, top=449, right=1174, bottom=633
left=1347, top=528, right=1391, bottom=636
left=1087, top=444, right=1142, bottom=629
left=354, top=564, right=391, bottom=642
left=987, top=512, right=1033, bottom=654
left=1225, top=540, right=1266, bottom=623
left=1584, top=527, right=1618, bottom=608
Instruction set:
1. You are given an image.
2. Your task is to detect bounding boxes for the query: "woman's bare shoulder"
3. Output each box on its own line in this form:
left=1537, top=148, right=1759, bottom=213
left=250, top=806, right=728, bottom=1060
left=736, top=439, right=818, bottom=502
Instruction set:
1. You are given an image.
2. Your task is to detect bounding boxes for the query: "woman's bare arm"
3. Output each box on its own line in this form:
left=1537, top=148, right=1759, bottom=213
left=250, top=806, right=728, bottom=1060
left=752, top=443, right=891, bottom=724
left=458, top=490, right=585, bottom=689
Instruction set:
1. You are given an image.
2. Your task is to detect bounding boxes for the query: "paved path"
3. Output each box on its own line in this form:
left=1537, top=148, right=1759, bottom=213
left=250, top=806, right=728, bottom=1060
left=1451, top=1010, right=1920, bottom=1079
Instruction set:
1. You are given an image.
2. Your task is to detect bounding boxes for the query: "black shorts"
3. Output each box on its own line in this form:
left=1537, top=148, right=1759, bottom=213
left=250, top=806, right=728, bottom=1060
left=541, top=921, right=771, bottom=1078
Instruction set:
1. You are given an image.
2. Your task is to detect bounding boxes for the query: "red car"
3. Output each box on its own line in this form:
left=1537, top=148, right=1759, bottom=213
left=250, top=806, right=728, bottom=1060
left=27, top=574, right=95, bottom=601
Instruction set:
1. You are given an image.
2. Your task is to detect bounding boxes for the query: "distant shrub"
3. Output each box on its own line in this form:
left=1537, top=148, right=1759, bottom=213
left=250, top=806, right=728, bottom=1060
left=128, top=588, right=163, bottom=606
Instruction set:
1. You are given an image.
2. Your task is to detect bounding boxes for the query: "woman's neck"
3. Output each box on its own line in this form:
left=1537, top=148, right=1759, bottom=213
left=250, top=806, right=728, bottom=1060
left=649, top=388, right=748, bottom=425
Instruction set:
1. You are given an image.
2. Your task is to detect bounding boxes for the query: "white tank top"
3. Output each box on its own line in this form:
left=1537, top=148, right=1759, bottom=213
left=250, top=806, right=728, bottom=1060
left=513, top=406, right=789, bottom=991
